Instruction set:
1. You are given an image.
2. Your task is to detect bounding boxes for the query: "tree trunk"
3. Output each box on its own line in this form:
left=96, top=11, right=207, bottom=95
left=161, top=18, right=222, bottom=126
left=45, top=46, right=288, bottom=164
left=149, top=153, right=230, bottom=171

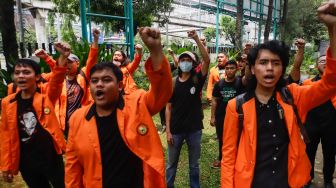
left=281, top=0, right=288, bottom=24
left=0, top=0, right=18, bottom=73
left=236, top=0, right=244, bottom=50
left=264, top=0, right=274, bottom=42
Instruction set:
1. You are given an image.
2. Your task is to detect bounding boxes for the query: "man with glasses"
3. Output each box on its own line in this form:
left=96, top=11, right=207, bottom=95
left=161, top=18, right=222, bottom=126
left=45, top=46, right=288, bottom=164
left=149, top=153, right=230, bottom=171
left=303, top=55, right=336, bottom=188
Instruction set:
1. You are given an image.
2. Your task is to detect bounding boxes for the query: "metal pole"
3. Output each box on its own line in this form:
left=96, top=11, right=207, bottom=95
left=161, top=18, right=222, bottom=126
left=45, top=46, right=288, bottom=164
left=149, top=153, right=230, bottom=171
left=17, top=0, right=25, bottom=54
left=258, top=0, right=264, bottom=44
left=88, top=0, right=92, bottom=43
left=80, top=0, right=88, bottom=41
left=273, top=0, right=277, bottom=39
left=129, top=0, right=134, bottom=59
left=216, top=1, right=220, bottom=56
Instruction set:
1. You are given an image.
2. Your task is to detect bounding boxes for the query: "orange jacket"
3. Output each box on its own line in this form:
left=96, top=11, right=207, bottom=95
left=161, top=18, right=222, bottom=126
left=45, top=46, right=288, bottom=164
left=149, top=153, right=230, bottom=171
left=53, top=47, right=98, bottom=131
left=65, top=57, right=172, bottom=188
left=221, top=49, right=336, bottom=188
left=0, top=66, right=67, bottom=175
left=302, top=77, right=336, bottom=108
left=206, top=66, right=226, bottom=100
left=121, top=54, right=142, bottom=95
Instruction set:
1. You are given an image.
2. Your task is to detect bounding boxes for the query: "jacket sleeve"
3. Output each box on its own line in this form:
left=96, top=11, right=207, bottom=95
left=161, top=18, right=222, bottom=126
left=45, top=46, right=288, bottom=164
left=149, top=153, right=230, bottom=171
left=40, top=55, right=57, bottom=82
left=143, top=56, right=173, bottom=116
left=65, top=116, right=84, bottom=188
left=289, top=48, right=336, bottom=122
left=126, top=54, right=142, bottom=75
left=0, top=99, right=12, bottom=172
left=47, top=67, right=67, bottom=105
left=84, top=47, right=98, bottom=79
left=221, top=99, right=239, bottom=188
left=206, top=72, right=214, bottom=100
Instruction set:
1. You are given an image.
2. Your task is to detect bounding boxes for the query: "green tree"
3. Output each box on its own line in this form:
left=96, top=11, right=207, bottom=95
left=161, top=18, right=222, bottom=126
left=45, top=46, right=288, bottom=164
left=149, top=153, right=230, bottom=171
left=203, top=27, right=216, bottom=41
left=235, top=0, right=244, bottom=50
left=0, top=0, right=18, bottom=72
left=280, top=0, right=326, bottom=44
left=52, top=0, right=173, bottom=35
left=220, top=15, right=236, bottom=46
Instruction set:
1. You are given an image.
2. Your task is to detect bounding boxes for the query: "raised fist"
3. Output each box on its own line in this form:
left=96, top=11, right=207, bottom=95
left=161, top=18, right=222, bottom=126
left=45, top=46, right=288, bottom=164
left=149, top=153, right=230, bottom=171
left=139, top=27, right=162, bottom=53
left=54, top=42, right=71, bottom=58
left=295, top=38, right=305, bottom=49
left=200, top=36, right=206, bottom=46
left=54, top=42, right=71, bottom=67
left=135, top=44, right=143, bottom=55
left=318, top=1, right=336, bottom=27
left=93, top=28, right=100, bottom=41
left=167, top=48, right=174, bottom=55
left=34, top=49, right=48, bottom=59
left=187, top=30, right=199, bottom=40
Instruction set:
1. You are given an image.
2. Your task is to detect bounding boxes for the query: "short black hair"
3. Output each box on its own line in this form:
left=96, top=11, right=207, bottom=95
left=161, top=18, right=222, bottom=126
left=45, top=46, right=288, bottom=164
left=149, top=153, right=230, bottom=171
left=15, top=58, right=41, bottom=75
left=90, top=62, right=123, bottom=82
left=224, top=59, right=237, bottom=67
left=246, top=40, right=290, bottom=92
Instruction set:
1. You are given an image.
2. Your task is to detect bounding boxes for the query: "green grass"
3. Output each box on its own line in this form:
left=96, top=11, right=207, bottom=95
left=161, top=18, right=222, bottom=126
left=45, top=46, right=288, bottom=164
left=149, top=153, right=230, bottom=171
left=0, top=106, right=220, bottom=188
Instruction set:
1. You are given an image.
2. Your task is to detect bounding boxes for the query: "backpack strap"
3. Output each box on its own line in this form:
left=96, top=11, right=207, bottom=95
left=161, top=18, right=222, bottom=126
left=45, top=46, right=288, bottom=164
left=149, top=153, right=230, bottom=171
left=280, top=87, right=310, bottom=143
left=236, top=93, right=245, bottom=145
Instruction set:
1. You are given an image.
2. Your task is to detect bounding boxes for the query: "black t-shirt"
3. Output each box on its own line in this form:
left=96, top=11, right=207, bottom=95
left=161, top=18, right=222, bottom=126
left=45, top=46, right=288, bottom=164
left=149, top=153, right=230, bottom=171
left=95, top=109, right=143, bottom=188
left=212, top=77, right=244, bottom=125
left=17, top=95, right=58, bottom=168
left=170, top=72, right=207, bottom=134
left=305, top=75, right=336, bottom=132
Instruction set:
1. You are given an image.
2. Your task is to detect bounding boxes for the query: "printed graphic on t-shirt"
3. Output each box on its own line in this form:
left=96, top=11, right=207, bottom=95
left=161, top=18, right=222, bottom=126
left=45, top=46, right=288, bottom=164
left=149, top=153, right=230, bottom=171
left=19, top=111, right=37, bottom=142
left=220, top=87, right=237, bottom=102
left=219, top=69, right=225, bottom=79
left=67, top=81, right=82, bottom=105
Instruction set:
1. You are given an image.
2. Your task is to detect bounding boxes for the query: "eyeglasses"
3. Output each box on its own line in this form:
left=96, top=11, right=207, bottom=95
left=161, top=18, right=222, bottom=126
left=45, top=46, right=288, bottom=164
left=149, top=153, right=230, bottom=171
left=318, top=60, right=326, bottom=65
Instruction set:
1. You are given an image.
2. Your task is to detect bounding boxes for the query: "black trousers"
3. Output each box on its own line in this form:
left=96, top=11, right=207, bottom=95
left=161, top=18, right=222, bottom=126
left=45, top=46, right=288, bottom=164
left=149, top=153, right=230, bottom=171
left=215, top=119, right=224, bottom=161
left=306, top=124, right=336, bottom=183
left=20, top=154, right=65, bottom=188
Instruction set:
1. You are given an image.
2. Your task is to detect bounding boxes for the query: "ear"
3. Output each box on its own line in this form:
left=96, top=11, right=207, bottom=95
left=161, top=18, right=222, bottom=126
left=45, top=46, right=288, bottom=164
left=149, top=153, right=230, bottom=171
left=35, top=74, right=41, bottom=82
left=251, top=65, right=255, bottom=75
left=118, top=81, right=124, bottom=92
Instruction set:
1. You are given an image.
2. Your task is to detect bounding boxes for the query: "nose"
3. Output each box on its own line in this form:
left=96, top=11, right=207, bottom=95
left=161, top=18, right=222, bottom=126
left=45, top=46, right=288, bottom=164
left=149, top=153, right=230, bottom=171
left=266, top=62, right=274, bottom=70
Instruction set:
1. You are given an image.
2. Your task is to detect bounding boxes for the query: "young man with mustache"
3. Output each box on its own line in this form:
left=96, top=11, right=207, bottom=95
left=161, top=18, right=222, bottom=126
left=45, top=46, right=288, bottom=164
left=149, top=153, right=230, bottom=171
left=221, top=1, right=336, bottom=187
left=303, top=54, right=336, bottom=188
left=65, top=27, right=172, bottom=188
left=206, top=52, right=228, bottom=103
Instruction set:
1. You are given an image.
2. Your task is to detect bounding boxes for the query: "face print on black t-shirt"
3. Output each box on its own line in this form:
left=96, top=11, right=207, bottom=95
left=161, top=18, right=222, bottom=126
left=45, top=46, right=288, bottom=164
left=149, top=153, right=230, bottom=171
left=19, top=110, right=37, bottom=142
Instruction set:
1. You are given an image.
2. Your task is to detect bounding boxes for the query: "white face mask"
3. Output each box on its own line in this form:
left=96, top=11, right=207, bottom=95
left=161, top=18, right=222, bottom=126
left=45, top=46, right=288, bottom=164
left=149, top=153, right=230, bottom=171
left=179, top=61, right=193, bottom=72
left=112, top=61, right=121, bottom=67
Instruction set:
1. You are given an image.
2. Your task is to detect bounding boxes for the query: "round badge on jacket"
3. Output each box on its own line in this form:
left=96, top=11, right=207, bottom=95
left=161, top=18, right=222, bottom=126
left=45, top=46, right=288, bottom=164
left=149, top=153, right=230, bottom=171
left=137, top=124, right=148, bottom=136
left=190, top=86, right=196, bottom=95
left=44, top=107, right=51, bottom=115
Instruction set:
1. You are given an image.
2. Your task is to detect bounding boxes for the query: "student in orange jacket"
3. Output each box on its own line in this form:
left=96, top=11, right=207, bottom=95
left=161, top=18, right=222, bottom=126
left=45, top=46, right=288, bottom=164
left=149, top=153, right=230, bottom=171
left=221, top=2, right=336, bottom=187
left=112, top=44, right=143, bottom=95
left=206, top=53, right=227, bottom=102
left=302, top=55, right=336, bottom=188
left=65, top=27, right=172, bottom=188
left=34, top=29, right=100, bottom=137
left=0, top=42, right=70, bottom=187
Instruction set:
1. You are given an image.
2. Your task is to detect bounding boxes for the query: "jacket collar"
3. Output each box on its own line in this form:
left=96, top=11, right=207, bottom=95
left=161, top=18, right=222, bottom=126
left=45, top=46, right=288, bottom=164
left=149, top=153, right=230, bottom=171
left=85, top=95, right=125, bottom=121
